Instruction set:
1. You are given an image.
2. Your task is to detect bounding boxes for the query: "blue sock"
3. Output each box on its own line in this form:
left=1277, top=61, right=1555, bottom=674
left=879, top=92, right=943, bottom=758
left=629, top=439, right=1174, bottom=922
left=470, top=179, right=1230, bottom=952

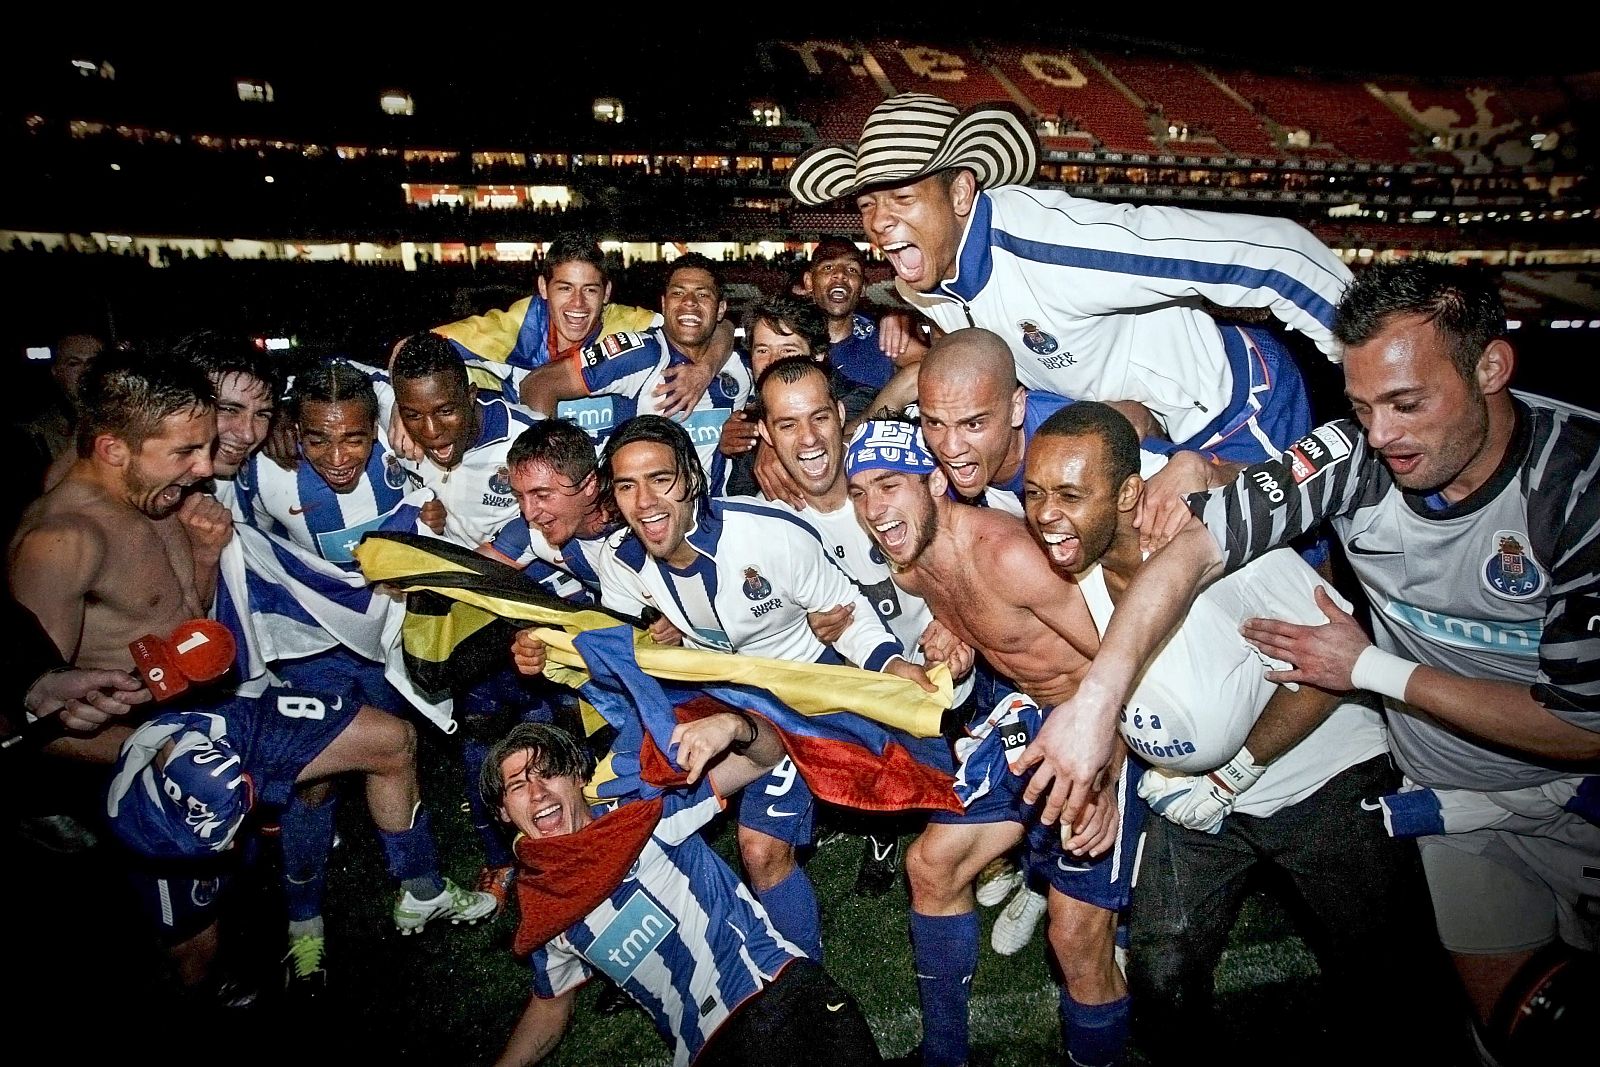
left=280, top=791, right=337, bottom=922
left=377, top=804, right=444, bottom=897
left=910, top=910, right=979, bottom=1067
left=756, top=867, right=822, bottom=961
left=1059, top=992, right=1130, bottom=1067
left=462, top=730, right=514, bottom=867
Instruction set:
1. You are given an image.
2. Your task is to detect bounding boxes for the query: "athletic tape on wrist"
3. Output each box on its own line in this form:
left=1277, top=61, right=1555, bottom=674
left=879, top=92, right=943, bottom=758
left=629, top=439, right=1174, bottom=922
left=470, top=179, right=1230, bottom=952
left=1350, top=645, right=1419, bottom=702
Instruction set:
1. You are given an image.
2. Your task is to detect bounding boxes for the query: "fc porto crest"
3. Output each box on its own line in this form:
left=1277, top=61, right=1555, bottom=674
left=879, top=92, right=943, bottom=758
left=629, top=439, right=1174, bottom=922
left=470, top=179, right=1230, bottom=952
left=489, top=464, right=514, bottom=496
left=716, top=371, right=740, bottom=399
left=1018, top=319, right=1058, bottom=355
left=191, top=876, right=222, bottom=907
left=383, top=452, right=409, bottom=491
left=1482, top=530, right=1544, bottom=601
left=742, top=566, right=772, bottom=601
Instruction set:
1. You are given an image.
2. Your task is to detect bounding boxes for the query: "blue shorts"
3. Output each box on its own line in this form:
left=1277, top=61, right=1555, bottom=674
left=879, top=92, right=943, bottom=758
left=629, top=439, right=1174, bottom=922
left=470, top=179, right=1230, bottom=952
left=1190, top=326, right=1313, bottom=465
left=931, top=688, right=1042, bottom=826
left=1023, top=756, right=1144, bottom=912
left=121, top=847, right=243, bottom=946
left=275, top=645, right=400, bottom=713
left=737, top=757, right=816, bottom=847
left=198, top=681, right=361, bottom=809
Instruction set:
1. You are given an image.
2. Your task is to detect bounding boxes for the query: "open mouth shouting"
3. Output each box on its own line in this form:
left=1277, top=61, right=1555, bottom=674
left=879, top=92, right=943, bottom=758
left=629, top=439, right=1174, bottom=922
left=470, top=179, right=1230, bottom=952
left=881, top=241, right=928, bottom=286
left=423, top=441, right=458, bottom=468
left=529, top=801, right=566, bottom=837
left=1037, top=529, right=1081, bottom=570
left=797, top=447, right=830, bottom=482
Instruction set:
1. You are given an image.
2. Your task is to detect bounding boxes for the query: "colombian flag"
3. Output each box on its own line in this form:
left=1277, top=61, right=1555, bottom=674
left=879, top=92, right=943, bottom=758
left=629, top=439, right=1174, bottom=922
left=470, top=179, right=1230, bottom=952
left=353, top=532, right=961, bottom=816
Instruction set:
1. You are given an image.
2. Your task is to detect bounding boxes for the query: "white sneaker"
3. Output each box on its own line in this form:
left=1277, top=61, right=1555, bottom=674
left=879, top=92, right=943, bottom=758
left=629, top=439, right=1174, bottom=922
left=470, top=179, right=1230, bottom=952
left=393, top=878, right=498, bottom=935
left=990, top=885, right=1047, bottom=956
left=974, top=856, right=1024, bottom=907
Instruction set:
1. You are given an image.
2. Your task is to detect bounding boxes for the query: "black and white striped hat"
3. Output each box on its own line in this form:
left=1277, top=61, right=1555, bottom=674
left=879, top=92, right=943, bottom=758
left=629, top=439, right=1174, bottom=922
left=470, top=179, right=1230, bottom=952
left=789, top=93, right=1039, bottom=207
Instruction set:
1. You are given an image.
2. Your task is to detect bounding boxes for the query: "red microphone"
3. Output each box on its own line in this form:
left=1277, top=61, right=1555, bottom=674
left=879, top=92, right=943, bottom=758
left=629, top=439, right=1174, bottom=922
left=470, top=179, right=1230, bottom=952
left=2, top=620, right=238, bottom=758
left=128, top=619, right=237, bottom=702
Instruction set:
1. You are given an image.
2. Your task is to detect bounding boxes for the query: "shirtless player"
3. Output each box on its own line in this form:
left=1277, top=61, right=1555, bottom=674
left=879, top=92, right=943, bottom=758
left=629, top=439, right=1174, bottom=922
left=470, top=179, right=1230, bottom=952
left=10, top=352, right=493, bottom=996
left=9, top=351, right=230, bottom=763
left=844, top=419, right=1137, bottom=1067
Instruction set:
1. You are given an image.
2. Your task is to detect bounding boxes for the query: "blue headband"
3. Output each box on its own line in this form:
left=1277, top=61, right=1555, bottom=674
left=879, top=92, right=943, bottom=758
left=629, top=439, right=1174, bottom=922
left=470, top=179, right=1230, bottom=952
left=844, top=420, right=938, bottom=479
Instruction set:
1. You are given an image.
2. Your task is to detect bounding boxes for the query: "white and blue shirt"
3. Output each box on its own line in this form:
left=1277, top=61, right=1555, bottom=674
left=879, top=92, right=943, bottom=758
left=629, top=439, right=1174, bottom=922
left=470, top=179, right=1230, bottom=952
left=529, top=783, right=802, bottom=1067
left=569, top=327, right=751, bottom=478
left=237, top=442, right=412, bottom=569
left=597, top=498, right=904, bottom=671
left=897, top=186, right=1351, bottom=447
left=393, top=395, right=544, bottom=549
left=490, top=519, right=618, bottom=607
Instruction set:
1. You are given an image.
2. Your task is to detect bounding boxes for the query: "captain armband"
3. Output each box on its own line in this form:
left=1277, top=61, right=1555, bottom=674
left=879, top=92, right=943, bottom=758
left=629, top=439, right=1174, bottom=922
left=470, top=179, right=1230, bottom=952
left=1350, top=646, right=1419, bottom=702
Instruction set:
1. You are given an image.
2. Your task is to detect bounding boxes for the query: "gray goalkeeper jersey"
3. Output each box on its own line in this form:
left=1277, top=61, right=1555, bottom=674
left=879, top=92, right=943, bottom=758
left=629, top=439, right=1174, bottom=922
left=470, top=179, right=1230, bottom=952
left=1190, top=394, right=1600, bottom=791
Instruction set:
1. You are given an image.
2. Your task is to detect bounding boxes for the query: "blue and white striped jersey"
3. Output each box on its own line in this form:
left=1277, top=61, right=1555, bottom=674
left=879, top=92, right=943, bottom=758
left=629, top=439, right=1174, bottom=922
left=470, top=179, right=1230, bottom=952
left=237, top=442, right=410, bottom=569
left=529, top=782, right=802, bottom=1067
left=394, top=395, right=544, bottom=549
left=489, top=520, right=617, bottom=606
left=571, top=326, right=751, bottom=478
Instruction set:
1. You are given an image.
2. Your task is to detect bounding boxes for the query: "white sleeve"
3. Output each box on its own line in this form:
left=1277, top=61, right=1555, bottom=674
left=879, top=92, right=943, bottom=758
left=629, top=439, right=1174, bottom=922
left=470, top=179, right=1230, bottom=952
left=777, top=524, right=903, bottom=671
left=1046, top=197, right=1352, bottom=358
left=595, top=543, right=657, bottom=624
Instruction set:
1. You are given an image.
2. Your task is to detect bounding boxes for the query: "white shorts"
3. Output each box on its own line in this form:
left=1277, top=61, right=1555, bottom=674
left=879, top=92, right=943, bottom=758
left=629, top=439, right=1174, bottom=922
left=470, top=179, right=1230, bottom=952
left=1419, top=819, right=1600, bottom=955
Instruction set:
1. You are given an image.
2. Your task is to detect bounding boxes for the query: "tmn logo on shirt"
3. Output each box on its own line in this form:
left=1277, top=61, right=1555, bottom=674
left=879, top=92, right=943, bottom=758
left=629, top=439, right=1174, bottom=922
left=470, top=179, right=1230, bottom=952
left=591, top=890, right=676, bottom=984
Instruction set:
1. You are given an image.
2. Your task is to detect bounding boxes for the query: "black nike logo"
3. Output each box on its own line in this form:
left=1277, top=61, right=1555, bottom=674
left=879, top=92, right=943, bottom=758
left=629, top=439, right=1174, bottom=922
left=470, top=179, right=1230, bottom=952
left=1345, top=540, right=1403, bottom=557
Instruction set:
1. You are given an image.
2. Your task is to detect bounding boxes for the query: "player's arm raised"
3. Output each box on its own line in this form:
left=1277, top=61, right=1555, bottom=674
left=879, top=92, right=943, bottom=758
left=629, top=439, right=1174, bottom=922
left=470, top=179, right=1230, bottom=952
left=674, top=710, right=785, bottom=794
left=177, top=492, right=234, bottom=610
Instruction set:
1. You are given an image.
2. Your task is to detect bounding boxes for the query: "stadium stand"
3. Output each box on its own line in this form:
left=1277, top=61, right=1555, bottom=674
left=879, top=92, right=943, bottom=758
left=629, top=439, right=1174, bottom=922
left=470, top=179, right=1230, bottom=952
left=864, top=38, right=1020, bottom=112
left=982, top=42, right=1157, bottom=153
left=1213, top=66, right=1422, bottom=162
left=1098, top=52, right=1280, bottom=157
left=773, top=40, right=885, bottom=142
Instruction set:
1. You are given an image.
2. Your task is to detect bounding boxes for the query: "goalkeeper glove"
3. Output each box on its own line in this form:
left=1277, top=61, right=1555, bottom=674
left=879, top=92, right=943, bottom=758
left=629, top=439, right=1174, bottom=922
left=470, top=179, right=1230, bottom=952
left=1136, top=746, right=1266, bottom=833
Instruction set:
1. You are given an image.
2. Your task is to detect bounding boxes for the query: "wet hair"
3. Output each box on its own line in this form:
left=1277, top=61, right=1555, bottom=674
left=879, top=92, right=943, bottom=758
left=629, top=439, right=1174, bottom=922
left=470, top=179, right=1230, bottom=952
left=757, top=355, right=838, bottom=409
left=169, top=329, right=283, bottom=404
left=1333, top=260, right=1507, bottom=382
left=506, top=418, right=600, bottom=485
left=1034, top=401, right=1140, bottom=488
left=809, top=237, right=865, bottom=267
left=663, top=252, right=723, bottom=297
left=742, top=295, right=832, bottom=364
left=599, top=414, right=708, bottom=513
left=391, top=331, right=469, bottom=392
left=289, top=359, right=379, bottom=425
left=541, top=231, right=610, bottom=286
left=77, top=349, right=216, bottom=458
left=479, top=723, right=594, bottom=811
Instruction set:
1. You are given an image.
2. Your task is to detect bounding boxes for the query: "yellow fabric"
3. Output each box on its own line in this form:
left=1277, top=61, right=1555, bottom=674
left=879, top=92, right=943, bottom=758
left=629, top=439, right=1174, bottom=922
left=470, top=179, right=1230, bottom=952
left=533, top=627, right=951, bottom=739
left=433, top=296, right=534, bottom=364
left=431, top=297, right=656, bottom=365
